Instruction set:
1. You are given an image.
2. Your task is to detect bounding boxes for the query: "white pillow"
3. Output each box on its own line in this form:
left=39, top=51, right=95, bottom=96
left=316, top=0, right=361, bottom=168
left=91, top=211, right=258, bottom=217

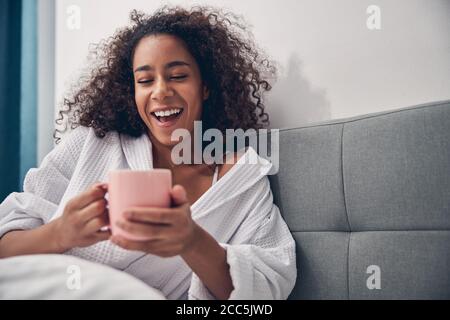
left=0, top=254, right=166, bottom=300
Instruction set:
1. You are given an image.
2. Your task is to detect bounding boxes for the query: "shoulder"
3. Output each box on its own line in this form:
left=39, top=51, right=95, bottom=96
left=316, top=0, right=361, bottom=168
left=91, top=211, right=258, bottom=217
left=218, top=146, right=274, bottom=181
left=53, top=126, right=121, bottom=165
left=57, top=125, right=90, bottom=148
left=52, top=126, right=89, bottom=160
left=217, top=147, right=249, bottom=180
left=59, top=126, right=121, bottom=151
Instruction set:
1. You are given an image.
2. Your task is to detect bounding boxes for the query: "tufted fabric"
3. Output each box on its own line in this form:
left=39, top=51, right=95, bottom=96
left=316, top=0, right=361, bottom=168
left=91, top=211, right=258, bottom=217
left=269, top=100, right=450, bottom=299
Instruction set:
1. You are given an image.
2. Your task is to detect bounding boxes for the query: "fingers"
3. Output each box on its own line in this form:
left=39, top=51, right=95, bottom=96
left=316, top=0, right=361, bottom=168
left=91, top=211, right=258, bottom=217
left=84, top=213, right=109, bottom=234
left=124, top=208, right=174, bottom=225
left=111, top=236, right=160, bottom=252
left=93, top=229, right=111, bottom=242
left=79, top=198, right=108, bottom=223
left=170, top=185, right=188, bottom=207
left=67, top=183, right=108, bottom=212
left=116, top=220, right=168, bottom=239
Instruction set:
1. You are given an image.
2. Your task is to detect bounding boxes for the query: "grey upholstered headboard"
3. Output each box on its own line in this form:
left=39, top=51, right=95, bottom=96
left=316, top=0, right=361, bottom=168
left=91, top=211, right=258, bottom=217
left=269, top=100, right=450, bottom=299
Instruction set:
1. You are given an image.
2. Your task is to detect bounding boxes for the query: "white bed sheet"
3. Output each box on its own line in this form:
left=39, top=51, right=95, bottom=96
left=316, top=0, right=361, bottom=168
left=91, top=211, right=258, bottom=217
left=0, top=254, right=166, bottom=300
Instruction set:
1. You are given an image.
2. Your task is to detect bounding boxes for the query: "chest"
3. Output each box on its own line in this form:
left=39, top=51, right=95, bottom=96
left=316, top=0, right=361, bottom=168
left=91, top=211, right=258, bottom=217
left=172, top=169, right=215, bottom=205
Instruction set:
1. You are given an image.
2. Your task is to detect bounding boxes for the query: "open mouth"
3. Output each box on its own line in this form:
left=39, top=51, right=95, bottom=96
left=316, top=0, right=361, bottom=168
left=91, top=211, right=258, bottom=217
left=150, top=108, right=184, bottom=125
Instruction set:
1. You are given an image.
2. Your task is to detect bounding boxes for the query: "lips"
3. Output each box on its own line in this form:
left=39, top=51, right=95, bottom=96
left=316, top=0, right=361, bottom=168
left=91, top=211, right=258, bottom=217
left=149, top=108, right=184, bottom=128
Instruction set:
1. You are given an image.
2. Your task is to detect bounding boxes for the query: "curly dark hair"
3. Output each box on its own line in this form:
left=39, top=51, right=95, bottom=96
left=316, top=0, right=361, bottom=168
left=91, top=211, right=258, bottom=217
left=54, top=5, right=277, bottom=145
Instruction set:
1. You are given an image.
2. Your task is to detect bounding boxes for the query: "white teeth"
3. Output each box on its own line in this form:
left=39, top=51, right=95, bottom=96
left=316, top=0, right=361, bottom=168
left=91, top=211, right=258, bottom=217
left=154, top=108, right=182, bottom=117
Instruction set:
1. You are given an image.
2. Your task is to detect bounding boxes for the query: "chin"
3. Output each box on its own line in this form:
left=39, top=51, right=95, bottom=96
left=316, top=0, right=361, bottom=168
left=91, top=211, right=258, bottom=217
left=149, top=130, right=180, bottom=147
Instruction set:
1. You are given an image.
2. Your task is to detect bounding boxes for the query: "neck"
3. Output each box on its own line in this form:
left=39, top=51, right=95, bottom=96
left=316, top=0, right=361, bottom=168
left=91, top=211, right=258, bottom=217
left=149, top=135, right=176, bottom=170
left=147, top=129, right=222, bottom=177
left=148, top=132, right=205, bottom=170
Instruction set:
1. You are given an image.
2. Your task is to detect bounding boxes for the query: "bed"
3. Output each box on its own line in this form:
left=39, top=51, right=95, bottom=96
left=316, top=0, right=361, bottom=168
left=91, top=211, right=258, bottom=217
left=0, top=254, right=166, bottom=299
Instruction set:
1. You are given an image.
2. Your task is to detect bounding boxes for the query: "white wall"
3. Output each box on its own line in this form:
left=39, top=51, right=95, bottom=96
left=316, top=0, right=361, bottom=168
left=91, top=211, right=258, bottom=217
left=49, top=0, right=450, bottom=161
left=38, top=0, right=56, bottom=164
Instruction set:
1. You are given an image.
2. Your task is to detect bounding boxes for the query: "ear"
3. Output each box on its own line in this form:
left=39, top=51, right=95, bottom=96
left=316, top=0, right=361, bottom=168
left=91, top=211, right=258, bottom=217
left=202, top=85, right=210, bottom=101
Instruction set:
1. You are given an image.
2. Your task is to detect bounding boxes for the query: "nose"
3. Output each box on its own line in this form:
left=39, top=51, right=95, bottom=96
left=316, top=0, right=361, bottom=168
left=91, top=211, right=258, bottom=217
left=151, top=78, right=174, bottom=101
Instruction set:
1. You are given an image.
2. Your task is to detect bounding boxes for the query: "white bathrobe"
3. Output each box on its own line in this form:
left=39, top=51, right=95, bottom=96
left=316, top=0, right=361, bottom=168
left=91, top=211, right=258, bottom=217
left=0, top=126, right=297, bottom=300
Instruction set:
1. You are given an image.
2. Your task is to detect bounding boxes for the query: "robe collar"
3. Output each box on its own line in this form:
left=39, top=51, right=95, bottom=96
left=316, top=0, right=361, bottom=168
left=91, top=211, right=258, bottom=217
left=119, top=132, right=273, bottom=216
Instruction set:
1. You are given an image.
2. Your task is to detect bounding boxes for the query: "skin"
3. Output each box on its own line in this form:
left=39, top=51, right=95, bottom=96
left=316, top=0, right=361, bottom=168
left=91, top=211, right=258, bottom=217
left=0, top=183, right=111, bottom=257
left=0, top=34, right=236, bottom=300
left=133, top=34, right=209, bottom=148
left=132, top=34, right=216, bottom=205
left=110, top=34, right=234, bottom=299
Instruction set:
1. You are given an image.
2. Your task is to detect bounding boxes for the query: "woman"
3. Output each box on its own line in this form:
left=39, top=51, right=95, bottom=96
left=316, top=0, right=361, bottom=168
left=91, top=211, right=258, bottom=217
left=0, top=6, right=296, bottom=300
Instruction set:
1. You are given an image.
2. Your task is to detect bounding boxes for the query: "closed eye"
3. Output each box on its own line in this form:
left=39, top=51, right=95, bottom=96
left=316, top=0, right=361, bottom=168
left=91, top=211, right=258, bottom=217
left=171, top=75, right=188, bottom=81
left=137, top=75, right=186, bottom=84
left=137, top=79, right=154, bottom=84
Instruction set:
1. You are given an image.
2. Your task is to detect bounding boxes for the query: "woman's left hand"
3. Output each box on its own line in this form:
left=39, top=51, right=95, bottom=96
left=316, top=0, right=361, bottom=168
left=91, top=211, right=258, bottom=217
left=111, top=185, right=200, bottom=258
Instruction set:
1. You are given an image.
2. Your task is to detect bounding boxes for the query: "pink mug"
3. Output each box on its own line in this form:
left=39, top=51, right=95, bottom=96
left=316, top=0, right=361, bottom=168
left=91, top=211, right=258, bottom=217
left=107, top=169, right=172, bottom=241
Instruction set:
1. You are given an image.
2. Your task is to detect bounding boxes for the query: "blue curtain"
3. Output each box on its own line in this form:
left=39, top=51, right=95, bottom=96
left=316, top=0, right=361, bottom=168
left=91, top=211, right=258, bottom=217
left=0, top=0, right=37, bottom=202
left=20, top=0, right=37, bottom=191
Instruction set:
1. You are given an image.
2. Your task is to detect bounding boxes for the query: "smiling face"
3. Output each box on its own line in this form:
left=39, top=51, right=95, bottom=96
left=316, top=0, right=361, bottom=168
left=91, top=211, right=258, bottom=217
left=133, top=34, right=209, bottom=147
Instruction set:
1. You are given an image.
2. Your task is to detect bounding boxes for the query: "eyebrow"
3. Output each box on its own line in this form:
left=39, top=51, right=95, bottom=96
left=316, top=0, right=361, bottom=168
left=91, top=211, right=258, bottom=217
left=134, top=61, right=191, bottom=73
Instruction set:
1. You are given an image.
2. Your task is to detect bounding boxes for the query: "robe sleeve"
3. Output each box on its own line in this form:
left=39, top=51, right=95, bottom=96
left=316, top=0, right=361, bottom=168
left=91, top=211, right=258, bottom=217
left=188, top=178, right=297, bottom=300
left=0, top=127, right=88, bottom=238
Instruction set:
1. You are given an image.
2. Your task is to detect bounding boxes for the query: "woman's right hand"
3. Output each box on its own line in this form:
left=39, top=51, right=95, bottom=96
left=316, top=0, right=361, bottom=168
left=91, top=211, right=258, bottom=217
left=53, top=183, right=111, bottom=251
